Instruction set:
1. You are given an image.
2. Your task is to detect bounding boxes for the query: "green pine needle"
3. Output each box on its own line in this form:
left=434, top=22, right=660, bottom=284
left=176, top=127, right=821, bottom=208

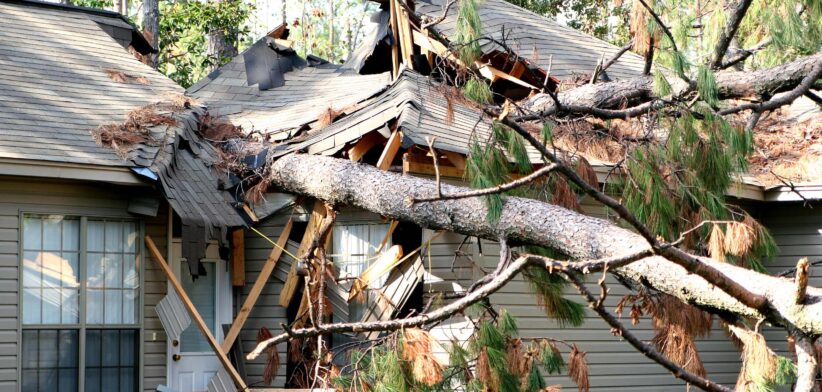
left=653, top=70, right=673, bottom=97
left=464, top=77, right=493, bottom=104
left=499, top=309, right=519, bottom=338
left=525, top=364, right=547, bottom=392
left=454, top=0, right=483, bottom=64
left=541, top=122, right=554, bottom=144
left=539, top=343, right=565, bottom=374
left=697, top=65, right=719, bottom=106
left=523, top=265, right=586, bottom=327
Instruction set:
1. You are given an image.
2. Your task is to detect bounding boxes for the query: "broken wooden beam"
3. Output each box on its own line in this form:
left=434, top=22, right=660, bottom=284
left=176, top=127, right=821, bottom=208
left=145, top=235, right=248, bottom=390
left=223, top=218, right=294, bottom=352
left=376, top=129, right=403, bottom=170
left=348, top=131, right=386, bottom=162
left=279, top=201, right=327, bottom=307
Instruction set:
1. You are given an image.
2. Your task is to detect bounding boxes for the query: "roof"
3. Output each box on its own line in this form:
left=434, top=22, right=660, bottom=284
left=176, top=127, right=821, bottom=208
left=187, top=37, right=392, bottom=137
left=416, top=0, right=647, bottom=81
left=274, top=69, right=541, bottom=161
left=0, top=0, right=181, bottom=167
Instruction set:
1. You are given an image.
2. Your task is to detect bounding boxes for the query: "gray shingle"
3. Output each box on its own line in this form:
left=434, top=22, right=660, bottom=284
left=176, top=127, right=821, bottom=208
left=0, top=0, right=182, bottom=167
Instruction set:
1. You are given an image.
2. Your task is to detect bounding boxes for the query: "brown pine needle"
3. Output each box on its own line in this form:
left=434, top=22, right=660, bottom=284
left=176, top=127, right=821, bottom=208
left=708, top=224, right=727, bottom=262
left=568, top=344, right=590, bottom=392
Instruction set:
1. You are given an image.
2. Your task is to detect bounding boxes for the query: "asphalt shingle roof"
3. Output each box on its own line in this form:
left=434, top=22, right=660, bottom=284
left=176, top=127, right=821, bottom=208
left=416, top=0, right=646, bottom=81
left=0, top=0, right=181, bottom=167
left=187, top=42, right=392, bottom=137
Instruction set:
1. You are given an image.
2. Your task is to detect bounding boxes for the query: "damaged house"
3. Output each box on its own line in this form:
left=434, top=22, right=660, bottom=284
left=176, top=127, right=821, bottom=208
left=1, top=0, right=820, bottom=391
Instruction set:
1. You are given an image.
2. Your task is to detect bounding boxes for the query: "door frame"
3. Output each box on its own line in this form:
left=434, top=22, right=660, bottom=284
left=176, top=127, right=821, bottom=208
left=166, top=239, right=232, bottom=390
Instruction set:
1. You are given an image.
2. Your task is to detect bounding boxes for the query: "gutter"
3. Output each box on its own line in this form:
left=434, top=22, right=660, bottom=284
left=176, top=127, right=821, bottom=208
left=0, top=158, right=151, bottom=186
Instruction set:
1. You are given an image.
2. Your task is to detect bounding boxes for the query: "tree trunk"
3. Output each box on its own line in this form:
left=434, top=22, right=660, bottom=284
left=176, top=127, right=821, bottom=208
left=263, top=153, right=822, bottom=336
left=143, top=0, right=159, bottom=68
left=207, top=0, right=238, bottom=74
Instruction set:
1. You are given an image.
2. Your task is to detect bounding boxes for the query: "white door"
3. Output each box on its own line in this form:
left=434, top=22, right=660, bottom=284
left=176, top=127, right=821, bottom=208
left=169, top=241, right=232, bottom=392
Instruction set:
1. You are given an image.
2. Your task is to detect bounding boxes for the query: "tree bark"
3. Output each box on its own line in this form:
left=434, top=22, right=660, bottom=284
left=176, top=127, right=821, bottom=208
left=263, top=153, right=822, bottom=336
left=142, top=0, right=159, bottom=68
left=525, top=52, right=822, bottom=114
left=794, top=336, right=819, bottom=392
left=206, top=0, right=238, bottom=73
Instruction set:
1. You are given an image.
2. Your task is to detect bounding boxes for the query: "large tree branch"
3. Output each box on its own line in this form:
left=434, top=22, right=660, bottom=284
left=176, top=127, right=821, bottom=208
left=262, top=153, right=822, bottom=336
left=711, top=0, right=754, bottom=69
left=522, top=52, right=822, bottom=118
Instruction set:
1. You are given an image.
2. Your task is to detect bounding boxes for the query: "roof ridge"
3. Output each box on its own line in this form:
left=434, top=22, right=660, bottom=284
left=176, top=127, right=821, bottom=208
left=1, top=0, right=133, bottom=23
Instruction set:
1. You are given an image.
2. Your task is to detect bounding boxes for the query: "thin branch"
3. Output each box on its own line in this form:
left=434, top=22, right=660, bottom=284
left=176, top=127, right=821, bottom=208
left=412, top=163, right=558, bottom=203
left=421, top=0, right=456, bottom=30
left=719, top=37, right=771, bottom=69
left=601, top=38, right=635, bottom=74
left=248, top=254, right=533, bottom=360
left=643, top=36, right=655, bottom=76
left=566, top=272, right=733, bottom=392
left=711, top=0, right=754, bottom=69
left=426, top=137, right=443, bottom=198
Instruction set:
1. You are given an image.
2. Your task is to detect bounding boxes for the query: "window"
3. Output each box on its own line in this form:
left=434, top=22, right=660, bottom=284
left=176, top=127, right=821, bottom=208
left=331, top=223, right=392, bottom=322
left=21, top=215, right=140, bottom=392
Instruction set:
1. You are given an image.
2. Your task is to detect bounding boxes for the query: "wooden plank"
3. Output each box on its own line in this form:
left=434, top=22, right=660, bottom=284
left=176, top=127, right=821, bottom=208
left=478, top=64, right=539, bottom=90
left=510, top=61, right=527, bottom=79
left=348, top=131, right=385, bottom=162
left=231, top=229, right=246, bottom=287
left=243, top=204, right=259, bottom=222
left=441, top=150, right=467, bottom=172
left=144, top=235, right=248, bottom=390
left=403, top=150, right=464, bottom=178
left=222, top=218, right=293, bottom=352
left=279, top=201, right=326, bottom=307
left=398, top=2, right=415, bottom=69
left=388, top=0, right=400, bottom=77
left=376, top=130, right=403, bottom=171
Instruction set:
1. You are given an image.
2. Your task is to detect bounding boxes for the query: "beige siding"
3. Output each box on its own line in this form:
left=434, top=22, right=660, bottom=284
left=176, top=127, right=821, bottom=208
left=144, top=204, right=169, bottom=392
left=0, top=176, right=166, bottom=392
left=241, top=212, right=294, bottom=387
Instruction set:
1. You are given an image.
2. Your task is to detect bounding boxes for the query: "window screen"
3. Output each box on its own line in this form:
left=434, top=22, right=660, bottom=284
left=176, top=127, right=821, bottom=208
left=84, top=329, right=138, bottom=392
left=21, top=329, right=79, bottom=392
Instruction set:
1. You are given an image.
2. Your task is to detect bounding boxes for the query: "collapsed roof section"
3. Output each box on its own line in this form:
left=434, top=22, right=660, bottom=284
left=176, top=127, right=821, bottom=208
left=110, top=105, right=248, bottom=276
left=271, top=69, right=542, bottom=162
left=415, top=0, right=646, bottom=81
left=187, top=34, right=392, bottom=138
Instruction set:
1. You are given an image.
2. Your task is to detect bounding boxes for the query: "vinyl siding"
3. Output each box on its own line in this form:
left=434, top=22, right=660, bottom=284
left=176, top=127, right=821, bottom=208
left=0, top=175, right=166, bottom=392
left=241, top=212, right=296, bottom=387
left=143, top=203, right=169, bottom=392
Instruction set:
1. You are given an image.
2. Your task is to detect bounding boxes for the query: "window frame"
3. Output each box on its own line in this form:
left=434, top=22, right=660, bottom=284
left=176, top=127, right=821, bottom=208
left=17, top=212, right=145, bottom=392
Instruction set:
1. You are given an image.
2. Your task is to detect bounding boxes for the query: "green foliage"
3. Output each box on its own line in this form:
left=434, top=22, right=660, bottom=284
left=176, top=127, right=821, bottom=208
left=69, top=0, right=113, bottom=9
left=652, top=70, right=672, bottom=97
left=539, top=342, right=566, bottom=374
left=525, top=364, right=547, bottom=391
left=521, top=246, right=586, bottom=327
left=464, top=77, right=494, bottom=104
left=696, top=65, right=719, bottom=106
left=286, top=0, right=377, bottom=62
left=467, top=137, right=510, bottom=221
left=158, top=0, right=254, bottom=88
left=454, top=0, right=484, bottom=64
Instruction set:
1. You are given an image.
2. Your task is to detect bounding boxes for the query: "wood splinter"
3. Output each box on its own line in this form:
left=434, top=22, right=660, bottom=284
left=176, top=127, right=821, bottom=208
left=795, top=257, right=809, bottom=305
